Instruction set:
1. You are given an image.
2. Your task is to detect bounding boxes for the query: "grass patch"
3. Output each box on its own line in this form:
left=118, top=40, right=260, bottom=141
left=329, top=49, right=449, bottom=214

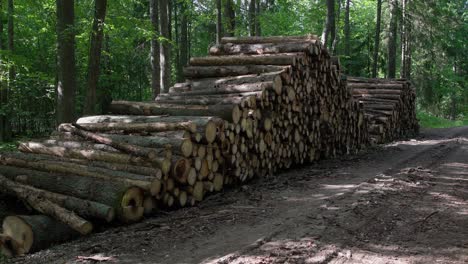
left=417, top=112, right=468, bottom=128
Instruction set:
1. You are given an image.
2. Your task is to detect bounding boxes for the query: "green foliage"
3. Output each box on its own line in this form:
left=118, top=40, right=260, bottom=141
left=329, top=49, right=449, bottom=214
left=0, top=253, right=8, bottom=264
left=0, top=140, right=18, bottom=152
left=417, top=111, right=468, bottom=128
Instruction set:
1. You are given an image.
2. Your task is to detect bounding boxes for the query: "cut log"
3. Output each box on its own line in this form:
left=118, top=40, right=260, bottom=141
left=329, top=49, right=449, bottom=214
left=2, top=215, right=79, bottom=255
left=109, top=101, right=242, bottom=124
left=0, top=166, right=144, bottom=222
left=155, top=92, right=261, bottom=106
left=183, top=65, right=287, bottom=78
left=189, top=53, right=304, bottom=66
left=18, top=142, right=151, bottom=167
left=0, top=154, right=154, bottom=191
left=59, top=123, right=161, bottom=162
left=0, top=174, right=114, bottom=222
left=220, top=35, right=319, bottom=44
left=161, top=82, right=277, bottom=97
left=169, top=71, right=283, bottom=93
left=209, top=42, right=316, bottom=56
left=77, top=121, right=197, bottom=134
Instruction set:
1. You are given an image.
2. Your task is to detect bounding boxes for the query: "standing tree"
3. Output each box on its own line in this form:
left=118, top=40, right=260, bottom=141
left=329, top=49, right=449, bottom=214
left=400, top=0, right=411, bottom=79
left=83, top=0, right=107, bottom=115
left=321, top=0, right=335, bottom=49
left=178, top=0, right=188, bottom=82
left=159, top=0, right=171, bottom=93
left=255, top=0, right=261, bottom=36
left=331, top=0, right=342, bottom=55
left=0, top=0, right=11, bottom=142
left=56, top=0, right=76, bottom=124
left=387, top=0, right=398, bottom=78
left=224, top=0, right=235, bottom=37
left=344, top=0, right=350, bottom=72
left=7, top=0, right=13, bottom=81
left=372, top=0, right=382, bottom=78
left=216, top=0, right=222, bottom=43
left=150, top=0, right=160, bottom=98
left=248, top=0, right=255, bottom=36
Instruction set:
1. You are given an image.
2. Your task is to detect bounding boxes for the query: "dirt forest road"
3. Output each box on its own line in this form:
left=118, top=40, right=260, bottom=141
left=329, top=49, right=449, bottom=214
left=11, top=126, right=468, bottom=264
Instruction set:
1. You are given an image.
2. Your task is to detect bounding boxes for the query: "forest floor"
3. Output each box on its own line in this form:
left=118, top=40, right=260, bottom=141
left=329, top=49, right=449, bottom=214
left=6, top=126, right=468, bottom=264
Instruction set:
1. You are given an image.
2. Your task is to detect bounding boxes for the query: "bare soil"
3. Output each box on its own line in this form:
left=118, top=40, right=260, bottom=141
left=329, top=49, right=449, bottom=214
left=6, top=126, right=468, bottom=264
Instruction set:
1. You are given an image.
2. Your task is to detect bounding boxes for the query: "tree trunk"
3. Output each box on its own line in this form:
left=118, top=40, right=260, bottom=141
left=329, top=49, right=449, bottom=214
left=344, top=0, right=350, bottom=72
left=178, top=0, right=188, bottom=82
left=7, top=0, right=14, bottom=81
left=400, top=0, right=411, bottom=79
left=321, top=0, right=335, bottom=49
left=331, top=0, right=342, bottom=55
left=56, top=0, right=76, bottom=124
left=249, top=0, right=255, bottom=36
left=387, top=0, right=398, bottom=78
left=84, top=0, right=107, bottom=115
left=224, top=0, right=235, bottom=37
left=150, top=0, right=160, bottom=99
left=0, top=0, right=11, bottom=142
left=183, top=65, right=287, bottom=78
left=255, top=0, right=261, bottom=36
left=159, top=0, right=171, bottom=92
left=372, top=0, right=382, bottom=78
left=216, top=0, right=222, bottom=43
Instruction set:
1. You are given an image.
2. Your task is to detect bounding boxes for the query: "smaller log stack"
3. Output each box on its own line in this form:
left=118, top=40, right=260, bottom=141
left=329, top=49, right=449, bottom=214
left=348, top=77, right=419, bottom=144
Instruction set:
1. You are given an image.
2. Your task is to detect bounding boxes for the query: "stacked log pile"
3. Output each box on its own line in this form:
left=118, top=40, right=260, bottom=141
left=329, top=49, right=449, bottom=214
left=348, top=77, right=418, bottom=144
left=0, top=35, right=418, bottom=256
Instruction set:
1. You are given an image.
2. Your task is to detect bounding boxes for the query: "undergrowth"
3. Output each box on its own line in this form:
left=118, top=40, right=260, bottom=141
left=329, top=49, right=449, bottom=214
left=417, top=112, right=468, bottom=128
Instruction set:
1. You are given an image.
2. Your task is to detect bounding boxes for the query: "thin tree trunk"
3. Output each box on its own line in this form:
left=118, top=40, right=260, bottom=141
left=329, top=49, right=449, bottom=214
left=248, top=0, right=255, bottom=36
left=7, top=0, right=13, bottom=81
left=400, top=0, right=411, bottom=79
left=255, top=0, right=261, bottom=36
left=331, top=0, right=342, bottom=55
left=372, top=0, right=382, bottom=78
left=56, top=0, right=76, bottom=124
left=179, top=0, right=188, bottom=82
left=387, top=0, right=398, bottom=78
left=344, top=0, right=350, bottom=72
left=84, top=0, right=107, bottom=115
left=321, top=0, right=335, bottom=48
left=224, top=0, right=235, bottom=37
left=0, top=0, right=10, bottom=142
left=174, top=2, right=180, bottom=82
left=216, top=0, right=222, bottom=43
left=150, top=0, right=160, bottom=99
left=159, top=0, right=171, bottom=93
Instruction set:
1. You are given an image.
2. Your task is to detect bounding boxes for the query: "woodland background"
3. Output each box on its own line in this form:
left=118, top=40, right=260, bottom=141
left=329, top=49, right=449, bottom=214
left=0, top=0, right=466, bottom=143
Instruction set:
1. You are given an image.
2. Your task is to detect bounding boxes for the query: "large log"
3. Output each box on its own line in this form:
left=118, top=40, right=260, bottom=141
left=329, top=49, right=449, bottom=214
left=109, top=101, right=242, bottom=124
left=155, top=92, right=262, bottom=106
left=189, top=53, right=304, bottom=67
left=183, top=65, right=287, bottom=78
left=0, top=175, right=93, bottom=235
left=77, top=121, right=197, bottom=134
left=0, top=166, right=144, bottom=222
left=209, top=42, right=317, bottom=56
left=220, top=35, right=319, bottom=44
left=0, top=173, right=114, bottom=222
left=0, top=154, right=155, bottom=192
left=2, top=215, right=79, bottom=255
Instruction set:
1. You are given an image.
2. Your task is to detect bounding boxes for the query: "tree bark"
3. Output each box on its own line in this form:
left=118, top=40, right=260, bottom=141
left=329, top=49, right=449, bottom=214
left=189, top=53, right=303, bottom=66
left=255, top=0, right=261, bottom=36
left=321, top=0, right=335, bottom=49
left=344, top=0, right=350, bottom=72
left=372, top=0, right=382, bottom=78
left=216, top=0, right=222, bottom=43
left=83, top=0, right=107, bottom=115
left=56, top=0, right=76, bottom=124
left=221, top=35, right=318, bottom=44
left=0, top=0, right=11, bottom=142
left=224, top=0, right=235, bottom=37
left=249, top=0, right=255, bottom=36
left=150, top=0, right=160, bottom=99
left=400, top=0, right=411, bottom=79
left=387, top=0, right=398, bottom=78
left=209, top=42, right=317, bottom=56
left=159, top=0, right=171, bottom=93
left=7, top=0, right=14, bottom=81
left=178, top=0, right=188, bottom=82
left=183, top=65, right=287, bottom=78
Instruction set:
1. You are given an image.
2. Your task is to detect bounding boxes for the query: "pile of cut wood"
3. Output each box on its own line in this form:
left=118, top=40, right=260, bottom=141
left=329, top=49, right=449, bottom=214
left=0, top=35, right=416, bottom=256
left=349, top=77, right=418, bottom=144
